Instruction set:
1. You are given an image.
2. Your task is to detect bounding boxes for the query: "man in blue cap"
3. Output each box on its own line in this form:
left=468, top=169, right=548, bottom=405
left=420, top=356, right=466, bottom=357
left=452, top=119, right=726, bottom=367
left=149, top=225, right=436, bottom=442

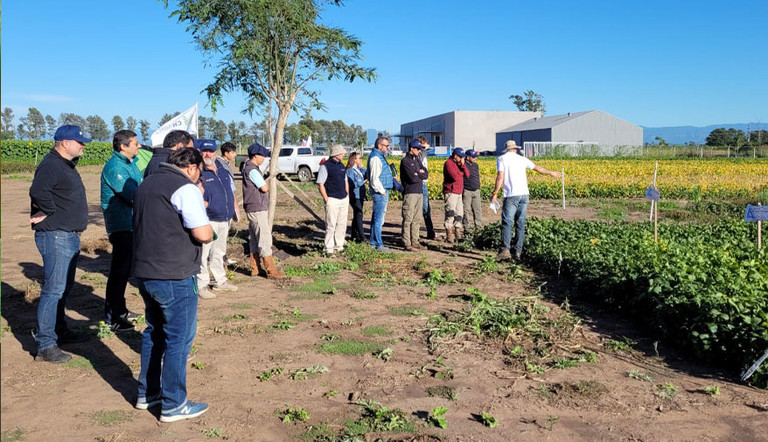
left=29, top=125, right=92, bottom=363
left=242, top=142, right=285, bottom=278
left=399, top=139, right=429, bottom=251
left=462, top=149, right=483, bottom=231
left=195, top=139, right=240, bottom=298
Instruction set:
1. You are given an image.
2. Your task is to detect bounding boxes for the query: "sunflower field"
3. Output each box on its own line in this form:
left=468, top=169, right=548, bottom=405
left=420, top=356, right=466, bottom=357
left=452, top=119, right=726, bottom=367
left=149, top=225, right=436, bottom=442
left=403, top=157, right=768, bottom=200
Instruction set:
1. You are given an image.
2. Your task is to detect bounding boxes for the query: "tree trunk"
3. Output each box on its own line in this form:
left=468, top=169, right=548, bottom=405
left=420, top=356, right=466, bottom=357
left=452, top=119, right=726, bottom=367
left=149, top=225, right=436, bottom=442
left=267, top=106, right=290, bottom=228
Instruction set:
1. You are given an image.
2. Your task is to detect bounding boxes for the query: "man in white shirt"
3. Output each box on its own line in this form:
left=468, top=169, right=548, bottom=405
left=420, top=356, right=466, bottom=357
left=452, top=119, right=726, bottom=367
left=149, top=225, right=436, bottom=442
left=490, top=140, right=561, bottom=261
left=367, top=136, right=394, bottom=251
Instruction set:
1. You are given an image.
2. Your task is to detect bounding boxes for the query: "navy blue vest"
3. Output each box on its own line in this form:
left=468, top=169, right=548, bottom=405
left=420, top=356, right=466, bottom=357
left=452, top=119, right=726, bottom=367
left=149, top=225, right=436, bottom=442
left=323, top=158, right=348, bottom=199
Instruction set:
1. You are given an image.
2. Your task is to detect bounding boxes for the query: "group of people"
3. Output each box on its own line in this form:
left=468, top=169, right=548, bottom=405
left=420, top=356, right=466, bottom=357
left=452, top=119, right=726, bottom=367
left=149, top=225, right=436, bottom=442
left=28, top=125, right=560, bottom=424
left=28, top=125, right=288, bottom=423
left=314, top=136, right=561, bottom=260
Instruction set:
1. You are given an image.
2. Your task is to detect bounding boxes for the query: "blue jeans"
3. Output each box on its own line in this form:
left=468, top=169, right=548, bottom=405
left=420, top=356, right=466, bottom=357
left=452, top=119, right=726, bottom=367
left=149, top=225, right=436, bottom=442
left=422, top=184, right=435, bottom=237
left=34, top=231, right=80, bottom=351
left=137, top=277, right=198, bottom=413
left=369, top=191, right=389, bottom=248
left=501, top=195, right=529, bottom=256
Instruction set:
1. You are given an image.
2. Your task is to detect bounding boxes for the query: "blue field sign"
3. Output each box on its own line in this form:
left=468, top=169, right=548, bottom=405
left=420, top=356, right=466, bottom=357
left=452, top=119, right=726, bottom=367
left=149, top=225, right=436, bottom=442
left=744, top=204, right=768, bottom=222
left=645, top=186, right=660, bottom=202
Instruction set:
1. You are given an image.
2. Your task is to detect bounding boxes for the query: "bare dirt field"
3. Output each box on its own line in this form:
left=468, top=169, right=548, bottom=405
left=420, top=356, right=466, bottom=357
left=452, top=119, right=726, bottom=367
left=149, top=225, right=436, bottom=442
left=2, top=166, right=766, bottom=441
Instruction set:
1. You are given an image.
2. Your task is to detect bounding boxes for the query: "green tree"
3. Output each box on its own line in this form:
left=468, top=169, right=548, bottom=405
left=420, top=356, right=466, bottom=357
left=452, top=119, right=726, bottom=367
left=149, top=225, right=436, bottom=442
left=86, top=115, right=110, bottom=141
left=748, top=130, right=768, bottom=146
left=227, top=120, right=240, bottom=143
left=20, top=107, right=47, bottom=140
left=59, top=112, right=87, bottom=129
left=162, top=0, right=376, bottom=223
left=125, top=116, right=138, bottom=132
left=17, top=123, right=27, bottom=140
left=158, top=112, right=180, bottom=127
left=45, top=115, right=57, bottom=139
left=2, top=107, right=16, bottom=139
left=211, top=119, right=228, bottom=142
left=198, top=116, right=209, bottom=138
left=112, top=115, right=125, bottom=133
left=139, top=119, right=151, bottom=143
left=705, top=127, right=744, bottom=147
left=509, top=90, right=546, bottom=114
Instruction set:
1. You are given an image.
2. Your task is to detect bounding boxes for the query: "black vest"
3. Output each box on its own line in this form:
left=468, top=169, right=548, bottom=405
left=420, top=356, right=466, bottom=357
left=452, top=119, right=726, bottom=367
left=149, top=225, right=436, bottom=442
left=323, top=158, right=348, bottom=199
left=464, top=161, right=481, bottom=191
left=132, top=163, right=202, bottom=280
left=242, top=161, right=270, bottom=212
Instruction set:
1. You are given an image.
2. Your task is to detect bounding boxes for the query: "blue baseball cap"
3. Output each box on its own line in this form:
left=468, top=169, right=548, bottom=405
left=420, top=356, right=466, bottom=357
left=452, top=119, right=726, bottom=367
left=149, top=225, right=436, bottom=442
left=248, top=142, right=270, bottom=157
left=465, top=149, right=479, bottom=158
left=408, top=139, right=425, bottom=149
left=53, top=125, right=91, bottom=143
left=194, top=139, right=218, bottom=151
left=452, top=147, right=466, bottom=158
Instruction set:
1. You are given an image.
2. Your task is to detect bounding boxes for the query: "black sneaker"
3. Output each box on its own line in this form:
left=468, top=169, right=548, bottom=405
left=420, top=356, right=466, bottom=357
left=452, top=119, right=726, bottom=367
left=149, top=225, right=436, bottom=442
left=35, top=346, right=72, bottom=364
left=109, top=318, right=135, bottom=332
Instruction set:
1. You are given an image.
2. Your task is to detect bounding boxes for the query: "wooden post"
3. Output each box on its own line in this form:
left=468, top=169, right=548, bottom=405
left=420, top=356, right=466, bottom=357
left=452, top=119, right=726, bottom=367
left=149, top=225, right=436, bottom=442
left=275, top=175, right=325, bottom=228
left=561, top=167, right=566, bottom=210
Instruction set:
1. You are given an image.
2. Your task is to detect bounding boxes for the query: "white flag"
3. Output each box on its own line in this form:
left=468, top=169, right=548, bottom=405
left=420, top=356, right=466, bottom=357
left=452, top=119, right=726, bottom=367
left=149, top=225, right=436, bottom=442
left=149, top=103, right=199, bottom=147
left=306, top=134, right=312, bottom=148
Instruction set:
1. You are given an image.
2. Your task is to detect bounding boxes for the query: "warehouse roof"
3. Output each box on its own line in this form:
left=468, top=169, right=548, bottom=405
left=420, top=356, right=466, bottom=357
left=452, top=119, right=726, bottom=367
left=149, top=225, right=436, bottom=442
left=499, top=110, right=595, bottom=132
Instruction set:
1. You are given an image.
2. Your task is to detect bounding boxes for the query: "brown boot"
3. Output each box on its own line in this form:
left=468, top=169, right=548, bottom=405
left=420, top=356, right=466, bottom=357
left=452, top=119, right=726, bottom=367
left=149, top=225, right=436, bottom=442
left=250, top=253, right=266, bottom=277
left=261, top=255, right=286, bottom=279
left=446, top=228, right=455, bottom=244
left=455, top=228, right=464, bottom=241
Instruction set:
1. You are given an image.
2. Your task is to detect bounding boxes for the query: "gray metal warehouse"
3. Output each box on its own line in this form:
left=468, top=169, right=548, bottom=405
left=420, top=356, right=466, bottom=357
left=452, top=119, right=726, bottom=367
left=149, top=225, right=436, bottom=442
left=496, top=110, right=643, bottom=156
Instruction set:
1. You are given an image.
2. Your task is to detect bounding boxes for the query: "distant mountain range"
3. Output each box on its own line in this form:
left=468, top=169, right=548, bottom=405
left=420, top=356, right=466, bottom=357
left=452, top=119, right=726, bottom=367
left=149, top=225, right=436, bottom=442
left=642, top=123, right=765, bottom=145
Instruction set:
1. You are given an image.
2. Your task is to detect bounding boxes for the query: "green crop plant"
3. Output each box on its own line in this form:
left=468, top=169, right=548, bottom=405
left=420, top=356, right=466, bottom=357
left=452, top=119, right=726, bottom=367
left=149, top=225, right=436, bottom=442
left=428, top=406, right=448, bottom=429
left=373, top=347, right=393, bottom=362
left=605, top=337, right=636, bottom=353
left=481, top=412, right=498, bottom=428
left=201, top=427, right=223, bottom=438
left=291, top=365, right=329, bottom=380
left=280, top=407, right=311, bottom=423
left=259, top=367, right=284, bottom=382
left=627, top=370, right=653, bottom=382
left=655, top=383, right=678, bottom=400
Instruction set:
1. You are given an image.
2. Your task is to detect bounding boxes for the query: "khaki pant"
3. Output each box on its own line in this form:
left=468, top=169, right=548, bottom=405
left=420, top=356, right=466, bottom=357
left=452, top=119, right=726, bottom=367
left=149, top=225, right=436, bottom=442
left=325, top=196, right=349, bottom=254
left=444, top=193, right=464, bottom=229
left=198, top=220, right=230, bottom=288
left=462, top=188, right=482, bottom=229
left=247, top=211, right=272, bottom=257
left=401, top=193, right=423, bottom=246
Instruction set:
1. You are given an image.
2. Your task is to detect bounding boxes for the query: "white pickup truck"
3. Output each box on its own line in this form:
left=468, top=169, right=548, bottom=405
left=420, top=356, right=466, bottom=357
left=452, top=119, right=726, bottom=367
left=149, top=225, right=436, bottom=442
left=237, top=146, right=327, bottom=182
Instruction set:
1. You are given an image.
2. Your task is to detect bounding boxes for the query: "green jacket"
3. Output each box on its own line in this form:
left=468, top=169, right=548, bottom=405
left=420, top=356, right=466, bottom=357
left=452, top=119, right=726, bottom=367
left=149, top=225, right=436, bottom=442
left=100, top=151, right=143, bottom=234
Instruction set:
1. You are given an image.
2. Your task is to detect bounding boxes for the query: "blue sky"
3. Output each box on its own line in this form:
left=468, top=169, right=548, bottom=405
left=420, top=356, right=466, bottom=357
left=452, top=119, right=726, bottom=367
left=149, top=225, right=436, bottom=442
left=2, top=0, right=767, bottom=134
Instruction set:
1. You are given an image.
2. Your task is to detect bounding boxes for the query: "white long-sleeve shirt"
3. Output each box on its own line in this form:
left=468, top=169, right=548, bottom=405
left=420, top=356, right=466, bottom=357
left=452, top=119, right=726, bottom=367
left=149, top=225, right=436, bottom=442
left=369, top=155, right=385, bottom=194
